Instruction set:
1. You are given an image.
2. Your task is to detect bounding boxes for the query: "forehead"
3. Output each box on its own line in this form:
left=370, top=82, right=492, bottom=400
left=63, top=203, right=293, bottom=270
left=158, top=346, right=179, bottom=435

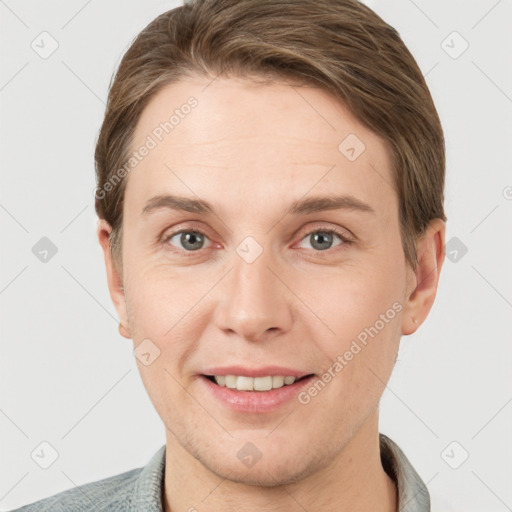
left=125, top=76, right=395, bottom=218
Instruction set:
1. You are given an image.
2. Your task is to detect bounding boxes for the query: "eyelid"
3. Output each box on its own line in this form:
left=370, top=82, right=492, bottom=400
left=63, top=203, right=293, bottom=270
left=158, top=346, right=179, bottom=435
left=297, top=222, right=355, bottom=243
left=160, top=221, right=213, bottom=242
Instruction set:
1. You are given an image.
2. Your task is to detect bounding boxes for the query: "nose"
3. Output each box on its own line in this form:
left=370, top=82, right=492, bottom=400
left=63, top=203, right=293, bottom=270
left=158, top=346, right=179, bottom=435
left=213, top=244, right=293, bottom=343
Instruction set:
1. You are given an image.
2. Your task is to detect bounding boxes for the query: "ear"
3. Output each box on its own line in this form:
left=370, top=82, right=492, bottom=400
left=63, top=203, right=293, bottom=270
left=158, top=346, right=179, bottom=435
left=401, top=218, right=446, bottom=336
left=97, top=219, right=131, bottom=339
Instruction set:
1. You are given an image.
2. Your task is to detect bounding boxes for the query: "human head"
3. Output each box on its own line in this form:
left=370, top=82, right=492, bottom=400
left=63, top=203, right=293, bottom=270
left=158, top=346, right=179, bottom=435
left=95, top=0, right=446, bottom=496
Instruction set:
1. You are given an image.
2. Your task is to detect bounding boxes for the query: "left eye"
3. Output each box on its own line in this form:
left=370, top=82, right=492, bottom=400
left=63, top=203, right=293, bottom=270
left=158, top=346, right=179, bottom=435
left=297, top=229, right=347, bottom=251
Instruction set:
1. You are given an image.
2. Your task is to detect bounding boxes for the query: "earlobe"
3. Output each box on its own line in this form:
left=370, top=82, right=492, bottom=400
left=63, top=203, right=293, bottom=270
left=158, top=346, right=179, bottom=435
left=401, top=218, right=446, bottom=336
left=97, top=219, right=131, bottom=339
left=118, top=322, right=132, bottom=339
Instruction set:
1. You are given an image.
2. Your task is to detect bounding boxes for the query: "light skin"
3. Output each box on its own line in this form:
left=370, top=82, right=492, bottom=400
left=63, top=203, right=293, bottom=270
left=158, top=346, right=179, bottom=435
left=98, top=76, right=445, bottom=512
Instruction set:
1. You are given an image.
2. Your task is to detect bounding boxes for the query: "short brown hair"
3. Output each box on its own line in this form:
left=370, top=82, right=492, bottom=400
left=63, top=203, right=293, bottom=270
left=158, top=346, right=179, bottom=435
left=94, top=0, right=446, bottom=270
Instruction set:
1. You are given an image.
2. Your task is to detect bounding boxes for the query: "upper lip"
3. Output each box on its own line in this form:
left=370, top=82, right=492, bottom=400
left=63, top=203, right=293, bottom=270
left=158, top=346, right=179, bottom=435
left=201, top=366, right=314, bottom=378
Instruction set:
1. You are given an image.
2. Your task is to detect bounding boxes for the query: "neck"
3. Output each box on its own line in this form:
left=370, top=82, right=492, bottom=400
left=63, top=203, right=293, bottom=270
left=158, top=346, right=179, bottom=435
left=163, top=411, right=397, bottom=512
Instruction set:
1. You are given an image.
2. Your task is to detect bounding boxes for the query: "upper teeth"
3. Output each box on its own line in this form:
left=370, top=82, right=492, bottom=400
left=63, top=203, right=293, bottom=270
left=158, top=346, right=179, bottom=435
left=214, top=375, right=298, bottom=391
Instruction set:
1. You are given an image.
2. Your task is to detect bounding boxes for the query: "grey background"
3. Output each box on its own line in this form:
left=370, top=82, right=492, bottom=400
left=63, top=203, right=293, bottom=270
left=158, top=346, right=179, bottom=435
left=1, top=1, right=511, bottom=510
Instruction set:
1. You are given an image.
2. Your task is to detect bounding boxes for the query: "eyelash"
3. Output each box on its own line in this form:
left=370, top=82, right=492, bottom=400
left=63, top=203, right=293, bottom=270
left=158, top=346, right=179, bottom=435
left=162, top=225, right=354, bottom=256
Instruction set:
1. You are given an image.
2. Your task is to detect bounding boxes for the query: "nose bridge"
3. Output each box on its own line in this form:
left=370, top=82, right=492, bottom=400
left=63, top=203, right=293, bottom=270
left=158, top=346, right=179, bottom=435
left=214, top=236, right=292, bottom=341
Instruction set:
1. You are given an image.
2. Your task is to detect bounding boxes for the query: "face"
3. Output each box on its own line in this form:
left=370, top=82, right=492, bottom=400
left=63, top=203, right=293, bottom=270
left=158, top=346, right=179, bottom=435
left=99, top=75, right=443, bottom=486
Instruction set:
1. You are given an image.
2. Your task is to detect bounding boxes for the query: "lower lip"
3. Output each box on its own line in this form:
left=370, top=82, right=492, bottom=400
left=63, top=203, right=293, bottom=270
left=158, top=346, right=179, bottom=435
left=199, top=375, right=316, bottom=413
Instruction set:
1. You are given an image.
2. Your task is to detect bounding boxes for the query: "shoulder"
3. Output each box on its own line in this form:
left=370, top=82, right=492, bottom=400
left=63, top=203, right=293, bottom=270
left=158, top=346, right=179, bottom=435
left=8, top=445, right=166, bottom=512
left=8, top=467, right=142, bottom=512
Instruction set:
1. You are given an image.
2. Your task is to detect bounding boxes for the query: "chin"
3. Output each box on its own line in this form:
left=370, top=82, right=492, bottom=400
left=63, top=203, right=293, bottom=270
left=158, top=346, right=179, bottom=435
left=208, top=458, right=313, bottom=487
left=194, top=439, right=332, bottom=488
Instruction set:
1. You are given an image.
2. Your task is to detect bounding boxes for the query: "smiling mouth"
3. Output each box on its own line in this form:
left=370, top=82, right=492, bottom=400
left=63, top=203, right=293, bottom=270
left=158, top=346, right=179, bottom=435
left=202, top=374, right=315, bottom=391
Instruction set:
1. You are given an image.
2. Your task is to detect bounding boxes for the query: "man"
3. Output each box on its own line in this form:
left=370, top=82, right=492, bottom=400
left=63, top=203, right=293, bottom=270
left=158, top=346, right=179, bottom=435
left=12, top=0, right=446, bottom=510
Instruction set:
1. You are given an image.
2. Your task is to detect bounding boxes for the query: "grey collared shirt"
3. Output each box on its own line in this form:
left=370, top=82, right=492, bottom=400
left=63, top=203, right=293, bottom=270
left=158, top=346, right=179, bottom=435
left=10, top=433, right=430, bottom=511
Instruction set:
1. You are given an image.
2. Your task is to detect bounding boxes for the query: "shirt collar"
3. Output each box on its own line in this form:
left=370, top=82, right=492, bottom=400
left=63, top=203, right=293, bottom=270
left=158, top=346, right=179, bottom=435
left=380, top=433, right=431, bottom=511
left=131, top=444, right=166, bottom=511
left=133, top=434, right=430, bottom=511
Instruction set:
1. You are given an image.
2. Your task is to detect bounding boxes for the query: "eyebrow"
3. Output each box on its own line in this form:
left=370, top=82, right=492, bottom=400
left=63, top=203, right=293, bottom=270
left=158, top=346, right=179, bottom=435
left=141, top=193, right=376, bottom=216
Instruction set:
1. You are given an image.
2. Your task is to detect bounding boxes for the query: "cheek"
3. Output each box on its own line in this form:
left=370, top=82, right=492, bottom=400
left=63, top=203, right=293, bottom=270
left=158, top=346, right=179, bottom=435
left=124, top=257, right=198, bottom=333
left=124, top=271, right=199, bottom=408
left=123, top=263, right=211, bottom=384
left=303, top=260, right=405, bottom=391
left=311, top=263, right=404, bottom=341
